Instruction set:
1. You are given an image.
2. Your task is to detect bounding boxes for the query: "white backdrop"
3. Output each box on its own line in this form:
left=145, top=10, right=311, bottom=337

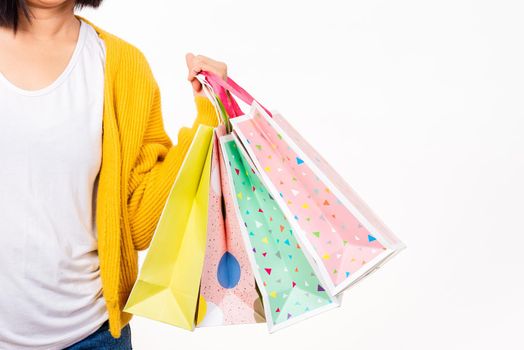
left=79, top=1, right=524, bottom=349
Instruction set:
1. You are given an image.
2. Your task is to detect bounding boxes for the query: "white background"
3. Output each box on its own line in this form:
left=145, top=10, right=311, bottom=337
left=80, top=1, right=524, bottom=349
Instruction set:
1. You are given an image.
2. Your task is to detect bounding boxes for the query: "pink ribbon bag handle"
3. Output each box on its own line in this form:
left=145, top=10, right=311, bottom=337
left=200, top=71, right=273, bottom=118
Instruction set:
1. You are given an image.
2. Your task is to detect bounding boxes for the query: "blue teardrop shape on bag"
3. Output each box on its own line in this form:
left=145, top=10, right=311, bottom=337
left=217, top=251, right=241, bottom=289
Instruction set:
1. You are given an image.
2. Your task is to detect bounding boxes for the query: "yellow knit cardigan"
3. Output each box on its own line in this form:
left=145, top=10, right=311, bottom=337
left=73, top=14, right=219, bottom=338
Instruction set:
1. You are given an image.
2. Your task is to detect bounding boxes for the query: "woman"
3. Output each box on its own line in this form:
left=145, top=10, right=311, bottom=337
left=0, top=1, right=226, bottom=349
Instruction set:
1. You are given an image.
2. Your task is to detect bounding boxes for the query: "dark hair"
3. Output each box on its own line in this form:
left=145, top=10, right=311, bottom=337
left=0, top=1, right=103, bottom=33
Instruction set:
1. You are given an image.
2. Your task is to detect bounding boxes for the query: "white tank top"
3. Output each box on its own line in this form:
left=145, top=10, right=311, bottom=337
left=0, top=19, right=108, bottom=349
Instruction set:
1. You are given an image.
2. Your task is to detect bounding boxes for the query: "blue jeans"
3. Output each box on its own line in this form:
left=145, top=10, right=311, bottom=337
left=63, top=320, right=132, bottom=350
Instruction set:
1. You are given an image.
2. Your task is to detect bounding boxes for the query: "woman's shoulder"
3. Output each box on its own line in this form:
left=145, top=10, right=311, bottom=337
left=76, top=14, right=154, bottom=80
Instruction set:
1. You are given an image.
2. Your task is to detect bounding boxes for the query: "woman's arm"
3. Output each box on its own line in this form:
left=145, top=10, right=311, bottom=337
left=126, top=77, right=218, bottom=251
left=115, top=45, right=226, bottom=251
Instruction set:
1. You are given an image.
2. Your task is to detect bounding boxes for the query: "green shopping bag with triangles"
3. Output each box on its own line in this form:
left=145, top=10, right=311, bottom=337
left=218, top=134, right=341, bottom=333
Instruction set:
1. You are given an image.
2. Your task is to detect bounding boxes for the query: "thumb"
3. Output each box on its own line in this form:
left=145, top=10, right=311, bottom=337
left=192, top=79, right=202, bottom=93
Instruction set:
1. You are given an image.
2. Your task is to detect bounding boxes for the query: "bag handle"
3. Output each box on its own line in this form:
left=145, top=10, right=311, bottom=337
left=195, top=73, right=227, bottom=124
left=200, top=71, right=273, bottom=118
left=207, top=75, right=244, bottom=119
left=195, top=72, right=243, bottom=122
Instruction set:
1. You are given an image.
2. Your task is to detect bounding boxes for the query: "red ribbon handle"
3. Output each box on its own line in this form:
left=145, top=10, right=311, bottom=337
left=200, top=71, right=273, bottom=118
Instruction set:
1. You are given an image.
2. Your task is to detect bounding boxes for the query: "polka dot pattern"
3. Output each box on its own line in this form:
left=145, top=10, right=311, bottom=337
left=198, top=132, right=265, bottom=327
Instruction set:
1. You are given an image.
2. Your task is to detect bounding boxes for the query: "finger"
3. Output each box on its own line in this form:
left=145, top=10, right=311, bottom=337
left=186, top=53, right=214, bottom=80
left=201, top=59, right=227, bottom=80
left=187, top=56, right=205, bottom=81
left=191, top=55, right=228, bottom=80
left=186, top=53, right=197, bottom=81
left=187, top=61, right=220, bottom=81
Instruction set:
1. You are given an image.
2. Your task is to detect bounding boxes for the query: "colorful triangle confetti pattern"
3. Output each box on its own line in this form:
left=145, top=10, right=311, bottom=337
left=222, top=139, right=335, bottom=327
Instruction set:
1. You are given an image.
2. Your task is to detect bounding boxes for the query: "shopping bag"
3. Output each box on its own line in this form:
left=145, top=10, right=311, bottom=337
left=201, top=72, right=406, bottom=296
left=196, top=125, right=265, bottom=327
left=219, top=133, right=341, bottom=333
left=123, top=125, right=214, bottom=330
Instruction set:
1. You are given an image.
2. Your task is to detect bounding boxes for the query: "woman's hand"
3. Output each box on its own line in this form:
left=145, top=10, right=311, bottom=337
left=185, top=53, right=227, bottom=97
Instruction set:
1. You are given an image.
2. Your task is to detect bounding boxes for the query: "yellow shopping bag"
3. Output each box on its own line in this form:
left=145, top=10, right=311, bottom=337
left=123, top=125, right=214, bottom=330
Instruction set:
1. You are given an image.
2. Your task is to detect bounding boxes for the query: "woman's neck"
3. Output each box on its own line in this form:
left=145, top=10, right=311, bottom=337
left=4, top=1, right=78, bottom=40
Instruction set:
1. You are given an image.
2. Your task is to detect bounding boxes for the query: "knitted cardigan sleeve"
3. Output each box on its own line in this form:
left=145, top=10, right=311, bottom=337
left=124, top=54, right=219, bottom=251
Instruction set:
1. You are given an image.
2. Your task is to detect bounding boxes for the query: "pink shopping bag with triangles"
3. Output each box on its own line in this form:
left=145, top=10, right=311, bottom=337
left=199, top=71, right=406, bottom=297
left=195, top=124, right=266, bottom=327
